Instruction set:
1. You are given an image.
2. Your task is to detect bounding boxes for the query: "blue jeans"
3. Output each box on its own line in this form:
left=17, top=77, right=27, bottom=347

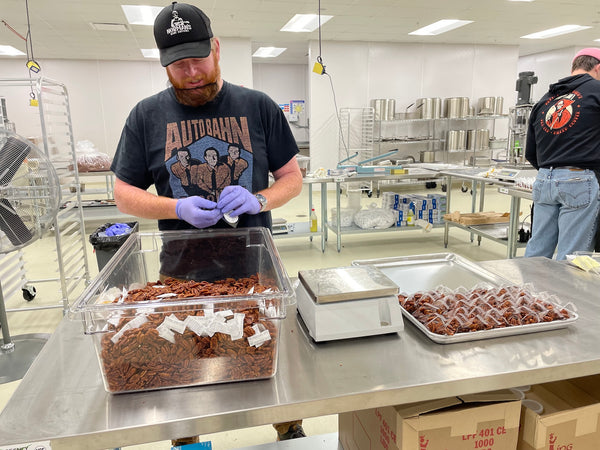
left=525, top=168, right=600, bottom=260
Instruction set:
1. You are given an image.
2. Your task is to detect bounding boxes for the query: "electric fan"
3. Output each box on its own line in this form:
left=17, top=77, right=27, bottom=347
left=0, top=129, right=61, bottom=383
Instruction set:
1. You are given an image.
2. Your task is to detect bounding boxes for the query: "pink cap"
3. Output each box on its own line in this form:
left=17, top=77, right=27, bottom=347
left=573, top=48, right=600, bottom=62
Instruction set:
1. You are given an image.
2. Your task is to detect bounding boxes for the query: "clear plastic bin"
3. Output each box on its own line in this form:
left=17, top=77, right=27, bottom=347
left=71, top=227, right=295, bottom=393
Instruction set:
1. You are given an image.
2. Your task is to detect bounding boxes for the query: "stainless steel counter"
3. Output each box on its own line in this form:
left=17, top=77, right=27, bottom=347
left=2, top=257, right=600, bottom=449
left=329, top=169, right=440, bottom=251
left=439, top=169, right=528, bottom=258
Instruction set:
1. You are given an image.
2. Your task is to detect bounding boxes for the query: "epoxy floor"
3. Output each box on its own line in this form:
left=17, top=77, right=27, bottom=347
left=0, top=180, right=529, bottom=449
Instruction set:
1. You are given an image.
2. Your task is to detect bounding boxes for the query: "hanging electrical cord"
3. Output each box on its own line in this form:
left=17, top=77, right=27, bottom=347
left=316, top=0, right=325, bottom=74
left=327, top=72, right=351, bottom=160
left=312, top=0, right=350, bottom=160
left=24, top=0, right=41, bottom=104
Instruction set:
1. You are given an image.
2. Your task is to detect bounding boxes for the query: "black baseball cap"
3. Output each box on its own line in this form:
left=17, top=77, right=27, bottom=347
left=153, top=2, right=214, bottom=67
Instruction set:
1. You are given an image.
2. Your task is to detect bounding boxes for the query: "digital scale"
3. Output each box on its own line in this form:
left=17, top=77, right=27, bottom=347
left=488, top=167, right=537, bottom=182
left=296, top=265, right=404, bottom=342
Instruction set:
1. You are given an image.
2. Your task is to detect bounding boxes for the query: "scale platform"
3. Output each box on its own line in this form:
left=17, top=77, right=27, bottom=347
left=489, top=167, right=537, bottom=182
left=296, top=266, right=404, bottom=342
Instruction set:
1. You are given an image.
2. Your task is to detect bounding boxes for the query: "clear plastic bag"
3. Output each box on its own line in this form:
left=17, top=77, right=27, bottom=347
left=353, top=205, right=395, bottom=229
left=76, top=140, right=112, bottom=172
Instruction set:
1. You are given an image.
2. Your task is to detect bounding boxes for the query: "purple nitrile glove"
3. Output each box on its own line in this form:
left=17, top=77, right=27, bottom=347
left=175, top=196, right=222, bottom=228
left=216, top=185, right=261, bottom=217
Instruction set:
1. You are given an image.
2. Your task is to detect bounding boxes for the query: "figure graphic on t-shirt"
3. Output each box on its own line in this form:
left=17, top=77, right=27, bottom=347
left=190, top=147, right=231, bottom=201
left=170, top=147, right=203, bottom=196
left=546, top=98, right=574, bottom=130
left=220, top=144, right=249, bottom=185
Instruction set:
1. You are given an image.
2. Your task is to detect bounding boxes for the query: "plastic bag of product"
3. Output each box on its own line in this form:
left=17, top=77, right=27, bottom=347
left=353, top=205, right=396, bottom=229
left=76, top=140, right=112, bottom=172
left=330, top=207, right=357, bottom=227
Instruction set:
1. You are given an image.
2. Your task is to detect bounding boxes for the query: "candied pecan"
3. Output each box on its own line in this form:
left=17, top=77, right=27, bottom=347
left=100, top=275, right=279, bottom=392
left=400, top=285, right=570, bottom=338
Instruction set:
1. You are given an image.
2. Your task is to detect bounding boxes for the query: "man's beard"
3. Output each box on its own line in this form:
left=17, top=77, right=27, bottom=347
left=169, top=64, right=221, bottom=107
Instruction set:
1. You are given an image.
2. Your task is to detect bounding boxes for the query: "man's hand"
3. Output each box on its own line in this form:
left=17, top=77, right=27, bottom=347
left=216, top=186, right=261, bottom=217
left=175, top=196, right=222, bottom=228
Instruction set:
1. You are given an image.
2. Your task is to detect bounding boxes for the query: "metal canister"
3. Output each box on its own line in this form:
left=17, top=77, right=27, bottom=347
left=456, top=129, right=467, bottom=150
left=477, top=97, right=495, bottom=115
left=432, top=97, right=442, bottom=119
left=467, top=130, right=477, bottom=150
left=477, top=129, right=490, bottom=149
left=371, top=99, right=389, bottom=120
left=495, top=96, right=504, bottom=115
left=386, top=99, right=396, bottom=120
left=447, top=130, right=460, bottom=150
left=447, top=130, right=466, bottom=150
left=444, top=97, right=462, bottom=118
left=420, top=150, right=435, bottom=162
left=460, top=97, right=470, bottom=118
left=416, top=98, right=433, bottom=119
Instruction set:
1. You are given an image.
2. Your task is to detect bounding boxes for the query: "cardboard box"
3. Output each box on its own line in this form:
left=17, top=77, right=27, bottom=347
left=444, top=211, right=510, bottom=225
left=339, top=391, right=521, bottom=450
left=517, top=377, right=600, bottom=450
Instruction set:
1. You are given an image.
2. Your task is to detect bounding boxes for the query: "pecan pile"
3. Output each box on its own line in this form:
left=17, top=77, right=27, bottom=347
left=99, top=275, right=280, bottom=392
left=399, top=285, right=571, bottom=336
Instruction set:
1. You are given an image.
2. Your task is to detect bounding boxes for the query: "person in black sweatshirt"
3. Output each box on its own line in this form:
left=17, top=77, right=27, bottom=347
left=525, top=47, right=600, bottom=260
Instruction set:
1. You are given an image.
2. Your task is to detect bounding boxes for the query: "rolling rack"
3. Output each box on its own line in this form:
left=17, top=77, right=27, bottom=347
left=0, top=77, right=91, bottom=316
left=338, top=107, right=375, bottom=196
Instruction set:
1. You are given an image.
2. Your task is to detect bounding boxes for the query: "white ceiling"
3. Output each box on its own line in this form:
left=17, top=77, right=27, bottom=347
left=2, top=0, right=600, bottom=66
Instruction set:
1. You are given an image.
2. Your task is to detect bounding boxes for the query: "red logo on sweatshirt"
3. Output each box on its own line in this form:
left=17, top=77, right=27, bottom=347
left=540, top=92, right=581, bottom=135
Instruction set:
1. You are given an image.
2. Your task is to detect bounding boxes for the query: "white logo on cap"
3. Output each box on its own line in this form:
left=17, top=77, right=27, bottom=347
left=167, top=11, right=192, bottom=35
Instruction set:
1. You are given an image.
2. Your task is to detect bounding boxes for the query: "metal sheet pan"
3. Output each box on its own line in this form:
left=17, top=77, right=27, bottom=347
left=352, top=253, right=512, bottom=293
left=352, top=253, right=578, bottom=343
left=400, top=305, right=578, bottom=344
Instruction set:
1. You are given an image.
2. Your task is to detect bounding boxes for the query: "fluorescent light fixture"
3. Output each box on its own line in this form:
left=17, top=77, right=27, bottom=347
left=521, top=24, right=591, bottom=39
left=253, top=47, right=287, bottom=58
left=90, top=22, right=128, bottom=31
left=121, top=5, right=163, bottom=25
left=508, top=0, right=535, bottom=2
left=0, top=45, right=25, bottom=56
left=409, top=19, right=474, bottom=36
left=281, top=14, right=333, bottom=32
left=141, top=48, right=160, bottom=59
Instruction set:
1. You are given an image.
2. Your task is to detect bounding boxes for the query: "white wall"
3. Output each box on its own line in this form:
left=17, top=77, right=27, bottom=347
left=518, top=46, right=579, bottom=103
left=308, top=40, right=520, bottom=171
left=2, top=38, right=526, bottom=173
left=0, top=37, right=252, bottom=157
left=252, top=63, right=309, bottom=143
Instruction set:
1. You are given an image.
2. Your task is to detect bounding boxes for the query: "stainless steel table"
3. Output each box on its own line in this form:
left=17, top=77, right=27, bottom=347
left=2, top=257, right=600, bottom=449
left=497, top=186, right=533, bottom=259
left=330, top=169, right=440, bottom=252
left=439, top=169, right=524, bottom=258
left=275, top=177, right=330, bottom=252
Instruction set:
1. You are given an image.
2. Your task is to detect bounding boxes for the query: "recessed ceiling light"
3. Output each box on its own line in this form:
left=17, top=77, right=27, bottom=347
left=141, top=49, right=160, bottom=59
left=253, top=47, right=287, bottom=58
left=521, top=25, right=591, bottom=39
left=409, top=19, right=474, bottom=36
left=90, top=22, right=128, bottom=32
left=0, top=45, right=25, bottom=56
left=281, top=14, right=333, bottom=33
left=121, top=5, right=163, bottom=26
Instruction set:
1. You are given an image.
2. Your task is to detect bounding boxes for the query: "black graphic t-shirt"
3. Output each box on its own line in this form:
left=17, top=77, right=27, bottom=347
left=111, top=81, right=299, bottom=231
left=526, top=73, right=600, bottom=170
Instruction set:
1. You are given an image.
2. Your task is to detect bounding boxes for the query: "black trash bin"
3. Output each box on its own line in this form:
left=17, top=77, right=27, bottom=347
left=89, top=221, right=139, bottom=271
